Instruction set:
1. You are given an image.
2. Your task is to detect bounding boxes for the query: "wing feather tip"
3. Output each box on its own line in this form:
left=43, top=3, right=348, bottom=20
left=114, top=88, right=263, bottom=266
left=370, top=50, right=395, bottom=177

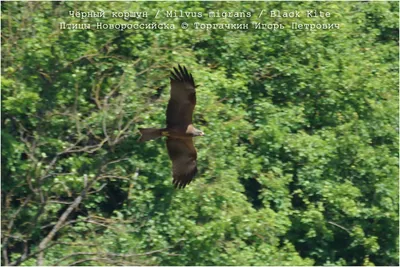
left=172, top=166, right=198, bottom=189
left=170, top=64, right=195, bottom=88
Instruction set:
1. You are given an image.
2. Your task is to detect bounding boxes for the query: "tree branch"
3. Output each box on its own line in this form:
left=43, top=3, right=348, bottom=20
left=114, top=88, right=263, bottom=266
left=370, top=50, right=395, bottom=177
left=36, top=165, right=104, bottom=265
left=2, top=195, right=32, bottom=265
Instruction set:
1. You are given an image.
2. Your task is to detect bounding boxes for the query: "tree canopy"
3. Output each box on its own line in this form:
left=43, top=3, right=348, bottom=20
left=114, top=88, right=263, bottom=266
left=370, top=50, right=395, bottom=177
left=1, top=1, right=398, bottom=266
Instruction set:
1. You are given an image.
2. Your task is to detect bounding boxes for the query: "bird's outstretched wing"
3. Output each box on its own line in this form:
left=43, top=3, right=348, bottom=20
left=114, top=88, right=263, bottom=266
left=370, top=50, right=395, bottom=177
left=166, top=137, right=198, bottom=189
left=167, top=65, right=196, bottom=128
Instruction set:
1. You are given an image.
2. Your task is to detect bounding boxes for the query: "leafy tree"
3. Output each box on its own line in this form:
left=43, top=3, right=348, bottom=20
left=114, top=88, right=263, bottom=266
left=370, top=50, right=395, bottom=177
left=2, top=1, right=398, bottom=266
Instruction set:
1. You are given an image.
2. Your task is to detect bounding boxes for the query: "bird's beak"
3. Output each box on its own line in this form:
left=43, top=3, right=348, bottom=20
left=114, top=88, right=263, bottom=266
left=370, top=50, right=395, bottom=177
left=200, top=132, right=205, bottom=136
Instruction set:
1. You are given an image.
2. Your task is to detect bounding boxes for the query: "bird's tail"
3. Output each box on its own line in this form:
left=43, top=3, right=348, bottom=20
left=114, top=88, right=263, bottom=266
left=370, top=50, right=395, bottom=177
left=138, top=128, right=163, bottom=142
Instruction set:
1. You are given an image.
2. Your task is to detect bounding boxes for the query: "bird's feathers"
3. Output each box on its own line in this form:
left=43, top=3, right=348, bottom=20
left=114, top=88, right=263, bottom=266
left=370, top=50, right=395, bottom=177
left=139, top=65, right=201, bottom=189
left=166, top=137, right=198, bottom=189
left=167, top=65, right=196, bottom=128
left=138, top=128, right=162, bottom=142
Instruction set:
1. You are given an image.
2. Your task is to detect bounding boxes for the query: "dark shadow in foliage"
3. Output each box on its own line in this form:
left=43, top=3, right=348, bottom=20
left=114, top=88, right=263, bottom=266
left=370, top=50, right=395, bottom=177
left=240, top=177, right=263, bottom=210
left=288, top=164, right=307, bottom=211
left=99, top=181, right=128, bottom=217
left=151, top=86, right=165, bottom=101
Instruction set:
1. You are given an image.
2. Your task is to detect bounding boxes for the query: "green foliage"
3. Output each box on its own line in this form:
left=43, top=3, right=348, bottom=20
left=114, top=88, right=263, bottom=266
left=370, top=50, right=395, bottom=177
left=2, top=1, right=398, bottom=266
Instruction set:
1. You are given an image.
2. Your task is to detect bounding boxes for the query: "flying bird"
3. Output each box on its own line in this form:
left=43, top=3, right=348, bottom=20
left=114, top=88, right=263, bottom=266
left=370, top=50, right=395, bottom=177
left=138, top=65, right=204, bottom=188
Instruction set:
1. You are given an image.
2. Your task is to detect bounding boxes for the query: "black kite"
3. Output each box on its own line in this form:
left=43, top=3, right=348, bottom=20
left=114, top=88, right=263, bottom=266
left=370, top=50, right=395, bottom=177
left=138, top=65, right=204, bottom=188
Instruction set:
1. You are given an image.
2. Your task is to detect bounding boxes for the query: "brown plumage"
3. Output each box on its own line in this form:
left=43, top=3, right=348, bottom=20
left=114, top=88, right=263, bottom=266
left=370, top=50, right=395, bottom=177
left=138, top=65, right=204, bottom=188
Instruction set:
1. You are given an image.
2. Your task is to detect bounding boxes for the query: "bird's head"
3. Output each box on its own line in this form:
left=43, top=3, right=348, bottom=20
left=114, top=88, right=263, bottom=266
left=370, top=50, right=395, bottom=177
left=194, top=129, right=205, bottom=137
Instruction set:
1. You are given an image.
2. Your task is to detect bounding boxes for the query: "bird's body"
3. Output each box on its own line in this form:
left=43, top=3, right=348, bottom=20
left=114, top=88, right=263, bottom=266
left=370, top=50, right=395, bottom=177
left=161, top=125, right=202, bottom=138
left=138, top=65, right=204, bottom=188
